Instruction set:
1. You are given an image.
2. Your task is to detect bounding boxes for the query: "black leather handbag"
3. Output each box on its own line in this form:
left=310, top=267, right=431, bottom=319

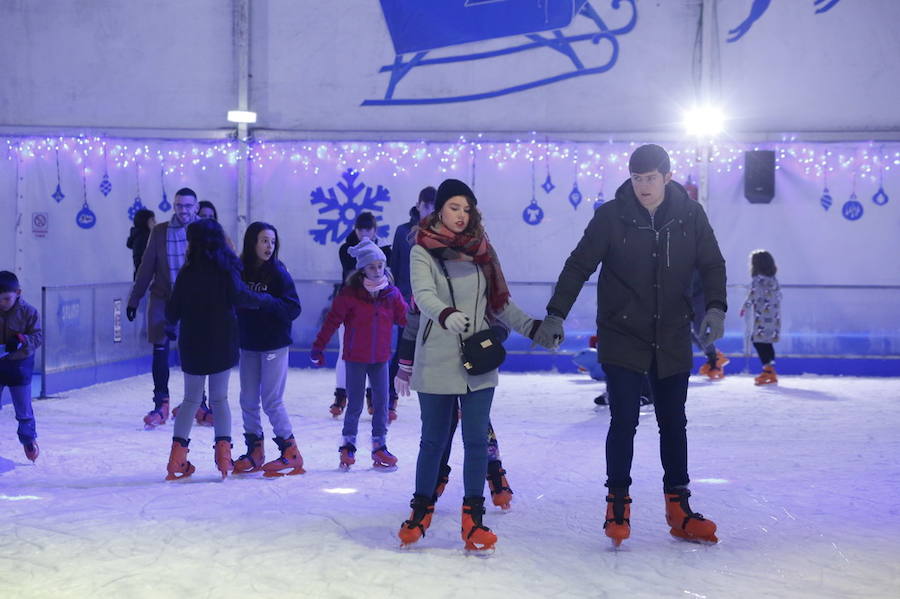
left=438, top=259, right=506, bottom=375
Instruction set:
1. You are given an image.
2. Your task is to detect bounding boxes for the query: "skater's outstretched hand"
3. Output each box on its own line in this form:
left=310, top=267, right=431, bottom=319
left=310, top=349, right=325, bottom=367
left=531, top=314, right=565, bottom=350
left=698, top=308, right=726, bottom=347
left=126, top=305, right=137, bottom=322
left=395, top=359, right=412, bottom=397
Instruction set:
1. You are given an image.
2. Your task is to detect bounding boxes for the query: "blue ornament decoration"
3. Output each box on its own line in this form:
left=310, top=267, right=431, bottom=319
left=522, top=199, right=544, bottom=225
left=308, top=168, right=391, bottom=245
left=594, top=190, right=605, bottom=209
left=872, top=186, right=889, bottom=206
left=76, top=202, right=97, bottom=229
left=128, top=196, right=144, bottom=221
left=99, top=174, right=112, bottom=197
left=159, top=168, right=171, bottom=211
left=568, top=182, right=582, bottom=209
left=841, top=193, right=863, bottom=221
left=77, top=166, right=96, bottom=229
left=541, top=173, right=556, bottom=194
left=52, top=184, right=65, bottom=203
left=52, top=148, right=65, bottom=202
left=819, top=186, right=832, bottom=211
left=100, top=145, right=112, bottom=196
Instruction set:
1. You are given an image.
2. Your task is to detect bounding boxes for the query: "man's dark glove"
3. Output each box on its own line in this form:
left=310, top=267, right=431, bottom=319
left=5, top=336, right=23, bottom=353
left=698, top=307, right=726, bottom=347
left=126, top=306, right=137, bottom=322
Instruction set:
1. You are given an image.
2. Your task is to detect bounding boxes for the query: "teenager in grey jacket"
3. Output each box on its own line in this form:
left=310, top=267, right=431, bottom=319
left=397, top=179, right=546, bottom=551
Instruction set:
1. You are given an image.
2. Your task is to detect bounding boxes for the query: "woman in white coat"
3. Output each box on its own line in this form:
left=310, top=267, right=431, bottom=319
left=397, top=179, right=547, bottom=551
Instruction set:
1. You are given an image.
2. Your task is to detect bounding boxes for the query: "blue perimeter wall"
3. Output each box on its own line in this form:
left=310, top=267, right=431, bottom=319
left=15, top=335, right=896, bottom=402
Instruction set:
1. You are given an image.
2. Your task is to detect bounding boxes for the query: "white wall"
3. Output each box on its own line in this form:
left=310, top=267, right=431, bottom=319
left=4, top=138, right=897, bottom=299
left=2, top=0, right=898, bottom=134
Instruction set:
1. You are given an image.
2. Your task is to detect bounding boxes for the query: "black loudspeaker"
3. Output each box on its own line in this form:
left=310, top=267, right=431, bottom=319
left=744, top=150, right=775, bottom=204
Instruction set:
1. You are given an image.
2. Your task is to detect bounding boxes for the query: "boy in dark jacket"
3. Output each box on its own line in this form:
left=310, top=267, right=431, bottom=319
left=533, top=144, right=727, bottom=546
left=0, top=271, right=43, bottom=462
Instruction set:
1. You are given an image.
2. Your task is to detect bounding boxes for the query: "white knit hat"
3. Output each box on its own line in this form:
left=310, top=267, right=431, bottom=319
left=348, top=238, right=386, bottom=270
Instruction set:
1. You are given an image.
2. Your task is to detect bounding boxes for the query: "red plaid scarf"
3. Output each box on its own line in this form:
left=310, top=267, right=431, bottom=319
left=417, top=225, right=510, bottom=315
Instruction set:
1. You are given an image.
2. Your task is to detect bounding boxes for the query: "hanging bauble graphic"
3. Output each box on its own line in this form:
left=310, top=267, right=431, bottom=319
left=522, top=199, right=544, bottom=225
left=76, top=202, right=97, bottom=229
left=594, top=190, right=605, bottom=210
left=159, top=188, right=171, bottom=212
left=871, top=186, right=889, bottom=206
left=568, top=182, right=582, bottom=209
left=541, top=173, right=555, bottom=194
left=52, top=184, right=65, bottom=203
left=128, top=196, right=145, bottom=221
left=819, top=186, right=832, bottom=211
left=841, top=193, right=863, bottom=221
left=99, top=173, right=112, bottom=197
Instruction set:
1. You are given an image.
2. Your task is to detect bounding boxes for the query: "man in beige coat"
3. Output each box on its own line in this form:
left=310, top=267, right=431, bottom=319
left=127, top=188, right=198, bottom=428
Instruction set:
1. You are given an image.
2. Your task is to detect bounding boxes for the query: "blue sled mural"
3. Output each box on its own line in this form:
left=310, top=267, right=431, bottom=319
left=362, top=0, right=637, bottom=106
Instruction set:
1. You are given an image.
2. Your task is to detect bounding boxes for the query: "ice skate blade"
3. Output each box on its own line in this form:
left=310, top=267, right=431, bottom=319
left=670, top=529, right=718, bottom=544
left=165, top=465, right=195, bottom=482
left=464, top=543, right=495, bottom=555
left=339, top=463, right=352, bottom=472
left=263, top=467, right=306, bottom=478
left=373, top=463, right=398, bottom=472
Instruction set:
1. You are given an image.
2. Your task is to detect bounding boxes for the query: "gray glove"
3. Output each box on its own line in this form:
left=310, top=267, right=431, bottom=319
left=531, top=314, right=565, bottom=350
left=698, top=307, right=726, bottom=347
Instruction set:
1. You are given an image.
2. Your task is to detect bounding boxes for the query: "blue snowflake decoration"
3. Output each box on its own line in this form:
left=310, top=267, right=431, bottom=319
left=52, top=183, right=65, bottom=203
left=842, top=193, right=863, bottom=221
left=541, top=173, right=556, bottom=194
left=76, top=202, right=97, bottom=229
left=128, top=196, right=145, bottom=221
left=568, top=182, right=582, bottom=209
left=308, top=168, right=391, bottom=245
left=820, top=186, right=832, bottom=211
left=99, top=173, right=112, bottom=197
left=872, top=186, right=889, bottom=206
left=522, top=199, right=544, bottom=225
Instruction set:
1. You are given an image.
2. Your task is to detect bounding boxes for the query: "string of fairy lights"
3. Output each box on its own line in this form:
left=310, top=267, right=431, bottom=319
left=4, top=136, right=900, bottom=184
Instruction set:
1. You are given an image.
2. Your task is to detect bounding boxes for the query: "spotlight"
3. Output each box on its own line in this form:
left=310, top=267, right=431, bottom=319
left=227, top=110, right=258, bottom=124
left=683, top=105, right=725, bottom=138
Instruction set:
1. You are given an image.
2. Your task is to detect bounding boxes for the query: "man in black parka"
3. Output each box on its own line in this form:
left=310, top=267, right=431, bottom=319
left=533, top=144, right=726, bottom=546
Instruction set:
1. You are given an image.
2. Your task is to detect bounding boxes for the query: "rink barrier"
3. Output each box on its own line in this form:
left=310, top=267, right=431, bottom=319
left=35, top=280, right=900, bottom=397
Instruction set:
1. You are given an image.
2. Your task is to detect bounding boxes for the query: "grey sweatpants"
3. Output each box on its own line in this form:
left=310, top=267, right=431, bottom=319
left=173, top=369, right=231, bottom=441
left=239, top=346, right=293, bottom=439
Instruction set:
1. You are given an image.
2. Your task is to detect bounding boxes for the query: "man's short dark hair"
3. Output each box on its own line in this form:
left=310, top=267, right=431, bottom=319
left=0, top=270, right=20, bottom=293
left=174, top=187, right=197, bottom=199
left=418, top=186, right=436, bottom=205
left=629, top=144, right=671, bottom=175
left=355, top=212, right=377, bottom=230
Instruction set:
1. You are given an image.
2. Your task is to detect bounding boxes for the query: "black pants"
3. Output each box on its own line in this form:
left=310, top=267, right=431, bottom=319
left=388, top=326, right=402, bottom=402
left=753, top=342, right=775, bottom=366
left=152, top=341, right=170, bottom=403
left=602, top=361, right=690, bottom=491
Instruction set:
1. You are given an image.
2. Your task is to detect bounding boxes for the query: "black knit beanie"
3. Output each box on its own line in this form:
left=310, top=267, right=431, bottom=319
left=434, top=179, right=477, bottom=213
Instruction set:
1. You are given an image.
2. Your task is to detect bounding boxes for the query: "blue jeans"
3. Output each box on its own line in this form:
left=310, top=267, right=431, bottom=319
left=415, top=387, right=494, bottom=499
left=1, top=383, right=36, bottom=444
left=603, top=361, right=689, bottom=490
left=343, top=361, right=389, bottom=446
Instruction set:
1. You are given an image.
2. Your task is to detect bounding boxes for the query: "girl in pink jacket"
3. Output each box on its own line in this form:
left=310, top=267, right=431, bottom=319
left=312, top=239, right=407, bottom=470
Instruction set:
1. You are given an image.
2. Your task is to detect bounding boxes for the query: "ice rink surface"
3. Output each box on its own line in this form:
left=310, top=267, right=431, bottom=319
left=1, top=370, right=898, bottom=599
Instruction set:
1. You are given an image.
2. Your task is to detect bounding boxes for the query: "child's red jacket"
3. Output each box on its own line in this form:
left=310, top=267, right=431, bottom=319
left=313, top=284, right=408, bottom=363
